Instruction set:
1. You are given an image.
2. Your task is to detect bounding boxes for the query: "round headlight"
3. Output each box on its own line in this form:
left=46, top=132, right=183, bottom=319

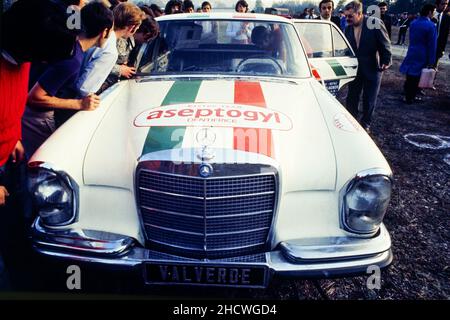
left=28, top=167, right=77, bottom=226
left=343, top=175, right=392, bottom=234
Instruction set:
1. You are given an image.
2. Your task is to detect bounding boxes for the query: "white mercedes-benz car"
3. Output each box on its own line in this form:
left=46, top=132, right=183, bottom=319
left=29, top=13, right=393, bottom=288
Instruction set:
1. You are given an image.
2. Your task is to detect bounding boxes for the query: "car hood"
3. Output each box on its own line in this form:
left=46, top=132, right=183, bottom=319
left=83, top=79, right=336, bottom=191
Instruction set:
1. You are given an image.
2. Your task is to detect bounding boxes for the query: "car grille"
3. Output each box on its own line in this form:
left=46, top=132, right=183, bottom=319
left=137, top=169, right=277, bottom=259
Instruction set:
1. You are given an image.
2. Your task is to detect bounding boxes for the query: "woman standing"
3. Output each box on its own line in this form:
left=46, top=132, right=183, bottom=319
left=400, top=4, right=437, bottom=104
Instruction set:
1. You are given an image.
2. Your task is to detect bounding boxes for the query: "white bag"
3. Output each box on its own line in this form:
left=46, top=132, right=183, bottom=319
left=418, top=68, right=437, bottom=89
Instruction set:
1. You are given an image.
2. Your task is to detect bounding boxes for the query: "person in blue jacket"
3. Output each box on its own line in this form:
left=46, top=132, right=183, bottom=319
left=400, top=4, right=437, bottom=104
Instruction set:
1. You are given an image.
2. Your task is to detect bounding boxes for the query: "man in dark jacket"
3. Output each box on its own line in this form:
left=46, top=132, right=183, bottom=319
left=378, top=2, right=392, bottom=39
left=396, top=12, right=412, bottom=45
left=316, top=0, right=341, bottom=27
left=344, top=0, right=391, bottom=131
left=433, top=0, right=450, bottom=67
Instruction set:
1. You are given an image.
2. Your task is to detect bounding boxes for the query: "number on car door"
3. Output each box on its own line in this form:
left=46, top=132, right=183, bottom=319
left=294, top=20, right=358, bottom=96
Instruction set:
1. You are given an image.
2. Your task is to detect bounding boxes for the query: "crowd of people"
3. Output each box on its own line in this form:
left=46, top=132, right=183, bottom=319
left=0, top=1, right=449, bottom=278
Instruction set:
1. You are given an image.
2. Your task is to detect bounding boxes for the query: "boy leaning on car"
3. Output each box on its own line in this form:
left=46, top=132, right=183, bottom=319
left=22, top=2, right=114, bottom=159
left=54, top=2, right=146, bottom=128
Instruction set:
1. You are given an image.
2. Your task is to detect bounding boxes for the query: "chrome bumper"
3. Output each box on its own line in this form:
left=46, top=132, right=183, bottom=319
left=31, top=219, right=393, bottom=282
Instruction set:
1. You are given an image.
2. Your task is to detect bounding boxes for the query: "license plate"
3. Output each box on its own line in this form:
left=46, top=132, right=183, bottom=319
left=144, top=263, right=268, bottom=288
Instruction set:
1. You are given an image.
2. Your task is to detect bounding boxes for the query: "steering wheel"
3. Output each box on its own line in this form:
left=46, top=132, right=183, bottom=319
left=236, top=55, right=284, bottom=75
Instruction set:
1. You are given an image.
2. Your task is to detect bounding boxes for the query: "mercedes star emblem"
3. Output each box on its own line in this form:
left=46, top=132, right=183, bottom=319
left=196, top=128, right=216, bottom=146
left=199, top=163, right=213, bottom=178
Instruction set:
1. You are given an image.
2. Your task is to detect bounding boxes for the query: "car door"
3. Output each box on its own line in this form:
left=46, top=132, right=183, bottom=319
left=293, top=20, right=358, bottom=96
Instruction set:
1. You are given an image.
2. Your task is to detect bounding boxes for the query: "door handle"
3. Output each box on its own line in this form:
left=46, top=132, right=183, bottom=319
left=343, top=65, right=357, bottom=69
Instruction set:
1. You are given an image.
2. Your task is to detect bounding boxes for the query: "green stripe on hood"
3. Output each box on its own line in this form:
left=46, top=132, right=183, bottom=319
left=141, top=80, right=202, bottom=155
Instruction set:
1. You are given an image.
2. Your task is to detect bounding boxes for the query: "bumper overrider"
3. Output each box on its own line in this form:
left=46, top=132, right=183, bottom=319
left=32, top=218, right=392, bottom=288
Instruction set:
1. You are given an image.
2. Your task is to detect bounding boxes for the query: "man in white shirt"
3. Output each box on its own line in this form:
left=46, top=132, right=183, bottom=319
left=75, top=2, right=144, bottom=97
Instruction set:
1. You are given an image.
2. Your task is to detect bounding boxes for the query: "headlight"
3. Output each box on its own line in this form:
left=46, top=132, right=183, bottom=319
left=343, top=173, right=392, bottom=235
left=28, top=163, right=78, bottom=227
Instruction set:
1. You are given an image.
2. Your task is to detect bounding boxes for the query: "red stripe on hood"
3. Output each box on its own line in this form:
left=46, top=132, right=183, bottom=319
left=233, top=81, right=273, bottom=158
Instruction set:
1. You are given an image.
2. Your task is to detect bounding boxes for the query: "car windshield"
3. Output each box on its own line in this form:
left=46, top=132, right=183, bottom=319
left=137, top=19, right=310, bottom=78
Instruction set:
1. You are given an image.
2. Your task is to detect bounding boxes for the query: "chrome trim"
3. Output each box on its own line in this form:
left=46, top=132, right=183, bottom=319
left=339, top=168, right=394, bottom=237
left=27, top=162, right=80, bottom=228
left=140, top=187, right=204, bottom=200
left=144, top=223, right=204, bottom=236
left=148, top=238, right=266, bottom=252
left=142, top=207, right=273, bottom=220
left=206, top=227, right=270, bottom=237
left=139, top=185, right=274, bottom=200
left=140, top=186, right=274, bottom=200
left=32, top=218, right=135, bottom=255
left=32, top=222, right=393, bottom=282
left=135, top=148, right=282, bottom=258
left=208, top=210, right=273, bottom=219
left=136, top=74, right=302, bottom=85
left=280, top=224, right=391, bottom=263
left=269, top=250, right=392, bottom=278
left=142, top=206, right=203, bottom=219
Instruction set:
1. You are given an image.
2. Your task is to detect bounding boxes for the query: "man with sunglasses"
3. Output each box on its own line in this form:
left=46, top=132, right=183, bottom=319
left=344, top=0, right=391, bottom=133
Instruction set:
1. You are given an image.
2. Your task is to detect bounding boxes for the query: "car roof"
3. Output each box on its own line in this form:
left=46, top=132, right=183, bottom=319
left=156, top=12, right=293, bottom=24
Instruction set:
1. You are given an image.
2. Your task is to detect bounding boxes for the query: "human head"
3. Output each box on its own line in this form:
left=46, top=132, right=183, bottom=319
left=165, top=0, right=182, bottom=14
left=182, top=0, right=195, bottom=13
left=109, top=0, right=128, bottom=10
left=319, top=0, right=334, bottom=20
left=435, top=0, right=448, bottom=13
left=61, top=0, right=87, bottom=8
left=150, top=4, right=164, bottom=17
left=202, top=1, right=212, bottom=12
left=134, top=17, right=159, bottom=45
left=140, top=5, right=155, bottom=18
left=378, top=2, right=388, bottom=15
left=310, top=8, right=315, bottom=15
left=235, top=0, right=249, bottom=13
left=420, top=3, right=436, bottom=17
left=345, top=0, right=364, bottom=27
left=80, top=1, right=114, bottom=48
left=251, top=26, right=272, bottom=50
left=113, top=2, right=145, bottom=38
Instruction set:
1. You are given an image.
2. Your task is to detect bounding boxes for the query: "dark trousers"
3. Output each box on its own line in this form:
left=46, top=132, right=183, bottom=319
left=404, top=74, right=420, bottom=103
left=397, top=27, right=407, bottom=44
left=346, top=72, right=382, bottom=128
left=0, top=159, right=33, bottom=290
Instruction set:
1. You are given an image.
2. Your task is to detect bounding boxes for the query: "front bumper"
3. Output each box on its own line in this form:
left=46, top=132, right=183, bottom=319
left=32, top=219, right=393, bottom=287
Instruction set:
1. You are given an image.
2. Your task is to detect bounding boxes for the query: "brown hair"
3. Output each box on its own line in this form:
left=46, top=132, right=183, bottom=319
left=113, top=2, right=145, bottom=30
